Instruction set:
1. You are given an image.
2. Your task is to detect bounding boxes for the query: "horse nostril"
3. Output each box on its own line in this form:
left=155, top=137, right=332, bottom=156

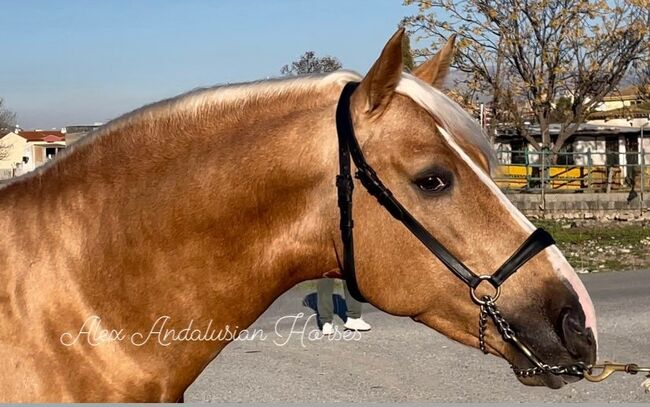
left=564, top=310, right=584, bottom=335
left=558, top=307, right=595, bottom=360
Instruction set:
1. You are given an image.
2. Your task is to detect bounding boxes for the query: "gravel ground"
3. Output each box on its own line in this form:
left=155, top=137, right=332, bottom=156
left=187, top=271, right=650, bottom=402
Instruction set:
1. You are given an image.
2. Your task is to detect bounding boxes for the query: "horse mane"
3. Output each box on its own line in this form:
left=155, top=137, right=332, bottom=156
left=3, top=70, right=493, bottom=189
left=0, top=71, right=362, bottom=188
left=70, top=70, right=363, bottom=150
left=80, top=69, right=493, bottom=170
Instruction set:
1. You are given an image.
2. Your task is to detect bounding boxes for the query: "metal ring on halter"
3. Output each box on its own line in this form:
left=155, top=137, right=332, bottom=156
left=470, top=275, right=501, bottom=305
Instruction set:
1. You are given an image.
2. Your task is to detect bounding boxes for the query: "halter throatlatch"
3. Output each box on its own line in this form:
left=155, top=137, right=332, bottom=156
left=334, top=81, right=649, bottom=384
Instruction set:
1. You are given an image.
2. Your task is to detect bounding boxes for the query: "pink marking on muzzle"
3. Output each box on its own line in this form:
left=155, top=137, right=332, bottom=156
left=547, top=246, right=598, bottom=346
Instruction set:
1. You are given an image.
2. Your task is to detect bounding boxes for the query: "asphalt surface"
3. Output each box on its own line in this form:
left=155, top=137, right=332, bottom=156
left=187, top=271, right=650, bottom=402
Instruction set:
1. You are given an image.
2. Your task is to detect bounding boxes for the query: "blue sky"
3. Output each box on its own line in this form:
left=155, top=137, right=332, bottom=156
left=2, top=1, right=421, bottom=129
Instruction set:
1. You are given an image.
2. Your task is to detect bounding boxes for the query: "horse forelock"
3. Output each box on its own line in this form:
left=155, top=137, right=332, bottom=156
left=395, top=74, right=497, bottom=174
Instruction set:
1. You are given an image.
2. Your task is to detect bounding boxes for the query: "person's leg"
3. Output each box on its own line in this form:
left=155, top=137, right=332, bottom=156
left=343, top=281, right=371, bottom=331
left=316, top=278, right=335, bottom=326
left=343, top=281, right=362, bottom=319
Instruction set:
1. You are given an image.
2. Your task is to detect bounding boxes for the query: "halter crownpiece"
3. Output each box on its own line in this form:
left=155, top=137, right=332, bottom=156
left=334, top=81, right=650, bottom=384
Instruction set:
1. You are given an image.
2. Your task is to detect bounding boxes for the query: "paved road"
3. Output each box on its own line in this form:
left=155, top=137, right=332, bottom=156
left=187, top=271, right=650, bottom=402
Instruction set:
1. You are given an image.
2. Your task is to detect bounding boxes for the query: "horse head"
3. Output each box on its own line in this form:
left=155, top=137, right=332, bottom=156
left=341, top=29, right=597, bottom=389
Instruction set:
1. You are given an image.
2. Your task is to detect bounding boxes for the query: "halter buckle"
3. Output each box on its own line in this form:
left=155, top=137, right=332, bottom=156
left=336, top=175, right=354, bottom=200
left=470, top=276, right=501, bottom=305
left=355, top=169, right=404, bottom=220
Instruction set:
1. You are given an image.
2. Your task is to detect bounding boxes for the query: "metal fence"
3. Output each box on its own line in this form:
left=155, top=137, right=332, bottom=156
left=495, top=149, right=648, bottom=196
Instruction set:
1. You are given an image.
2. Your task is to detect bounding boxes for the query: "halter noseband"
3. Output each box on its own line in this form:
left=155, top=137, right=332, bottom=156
left=334, top=81, right=586, bottom=379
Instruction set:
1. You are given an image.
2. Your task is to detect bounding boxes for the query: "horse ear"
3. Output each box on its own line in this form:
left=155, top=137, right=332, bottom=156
left=412, top=34, right=456, bottom=88
left=352, top=28, right=404, bottom=117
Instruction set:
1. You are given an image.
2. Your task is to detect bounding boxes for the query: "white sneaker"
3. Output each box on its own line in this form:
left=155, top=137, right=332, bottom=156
left=321, top=322, right=334, bottom=335
left=344, top=317, right=371, bottom=331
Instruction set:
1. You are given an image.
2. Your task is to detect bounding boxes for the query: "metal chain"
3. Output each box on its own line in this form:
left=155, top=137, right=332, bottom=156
left=477, top=295, right=586, bottom=378
left=478, top=294, right=650, bottom=383
left=475, top=288, right=650, bottom=384
left=478, top=304, right=489, bottom=355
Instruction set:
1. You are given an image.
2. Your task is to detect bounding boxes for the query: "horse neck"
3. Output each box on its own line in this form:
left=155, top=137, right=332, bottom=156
left=0, top=82, right=343, bottom=400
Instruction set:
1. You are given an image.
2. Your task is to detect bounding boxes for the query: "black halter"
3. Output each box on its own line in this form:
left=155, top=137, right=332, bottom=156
left=335, top=81, right=555, bottom=303
left=333, top=81, right=594, bottom=379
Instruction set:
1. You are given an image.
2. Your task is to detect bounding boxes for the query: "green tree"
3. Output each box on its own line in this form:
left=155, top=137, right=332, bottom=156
left=280, top=51, right=342, bottom=75
left=402, top=0, right=649, bottom=158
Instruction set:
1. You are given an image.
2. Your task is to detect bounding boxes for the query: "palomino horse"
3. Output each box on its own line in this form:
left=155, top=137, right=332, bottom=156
left=0, top=29, right=596, bottom=401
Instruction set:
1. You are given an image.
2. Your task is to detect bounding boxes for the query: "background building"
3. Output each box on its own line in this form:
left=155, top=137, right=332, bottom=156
left=0, top=124, right=102, bottom=180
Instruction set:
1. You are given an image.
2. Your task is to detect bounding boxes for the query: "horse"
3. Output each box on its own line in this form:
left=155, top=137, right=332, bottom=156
left=0, top=29, right=597, bottom=401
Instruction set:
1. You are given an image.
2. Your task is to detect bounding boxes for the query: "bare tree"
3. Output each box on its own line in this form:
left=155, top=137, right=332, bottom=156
left=0, top=98, right=16, bottom=160
left=403, top=0, right=649, bottom=158
left=281, top=51, right=343, bottom=75
left=0, top=98, right=15, bottom=137
left=402, top=30, right=415, bottom=71
left=631, top=56, right=650, bottom=102
left=0, top=142, right=9, bottom=161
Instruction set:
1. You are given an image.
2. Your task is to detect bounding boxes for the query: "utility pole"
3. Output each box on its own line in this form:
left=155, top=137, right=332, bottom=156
left=641, top=121, right=648, bottom=215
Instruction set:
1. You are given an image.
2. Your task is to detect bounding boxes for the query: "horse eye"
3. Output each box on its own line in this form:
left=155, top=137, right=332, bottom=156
left=416, top=174, right=450, bottom=193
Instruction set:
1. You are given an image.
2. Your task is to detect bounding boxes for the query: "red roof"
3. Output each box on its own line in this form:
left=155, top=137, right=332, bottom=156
left=18, top=130, right=65, bottom=142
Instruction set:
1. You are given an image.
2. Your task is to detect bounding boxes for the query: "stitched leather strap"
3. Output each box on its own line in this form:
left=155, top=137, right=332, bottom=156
left=489, top=228, right=556, bottom=287
left=336, top=82, right=365, bottom=302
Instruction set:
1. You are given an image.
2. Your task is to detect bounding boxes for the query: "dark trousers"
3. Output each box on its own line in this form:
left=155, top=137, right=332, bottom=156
left=317, top=278, right=362, bottom=325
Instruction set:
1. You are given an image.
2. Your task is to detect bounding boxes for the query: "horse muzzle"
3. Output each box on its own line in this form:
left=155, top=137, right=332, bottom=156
left=508, top=303, right=597, bottom=389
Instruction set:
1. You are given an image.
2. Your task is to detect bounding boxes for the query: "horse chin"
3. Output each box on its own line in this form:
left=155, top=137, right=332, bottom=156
left=508, top=353, right=583, bottom=389
left=515, top=371, right=582, bottom=389
left=516, top=374, right=564, bottom=389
